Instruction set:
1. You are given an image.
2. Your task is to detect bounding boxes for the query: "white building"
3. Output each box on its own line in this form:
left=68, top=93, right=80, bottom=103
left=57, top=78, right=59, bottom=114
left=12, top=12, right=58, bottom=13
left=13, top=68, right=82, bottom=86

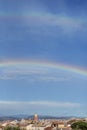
left=26, top=124, right=46, bottom=130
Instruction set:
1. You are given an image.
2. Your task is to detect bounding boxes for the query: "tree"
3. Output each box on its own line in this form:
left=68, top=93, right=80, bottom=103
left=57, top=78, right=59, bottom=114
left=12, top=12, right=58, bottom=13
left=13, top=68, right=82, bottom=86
left=71, top=121, right=87, bottom=130
left=4, top=126, right=21, bottom=130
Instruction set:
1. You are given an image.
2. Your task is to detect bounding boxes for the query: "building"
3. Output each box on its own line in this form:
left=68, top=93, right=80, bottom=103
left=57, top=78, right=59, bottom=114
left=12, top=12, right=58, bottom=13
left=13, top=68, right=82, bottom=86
left=34, top=114, right=38, bottom=122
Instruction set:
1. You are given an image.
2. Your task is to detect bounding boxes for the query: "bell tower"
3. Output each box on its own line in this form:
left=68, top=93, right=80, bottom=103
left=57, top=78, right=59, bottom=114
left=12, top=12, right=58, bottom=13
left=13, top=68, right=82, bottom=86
left=34, top=113, right=38, bottom=122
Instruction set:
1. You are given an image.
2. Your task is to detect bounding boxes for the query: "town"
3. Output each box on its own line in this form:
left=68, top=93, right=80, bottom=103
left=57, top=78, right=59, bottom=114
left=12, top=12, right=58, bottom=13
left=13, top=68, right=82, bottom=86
left=0, top=114, right=87, bottom=130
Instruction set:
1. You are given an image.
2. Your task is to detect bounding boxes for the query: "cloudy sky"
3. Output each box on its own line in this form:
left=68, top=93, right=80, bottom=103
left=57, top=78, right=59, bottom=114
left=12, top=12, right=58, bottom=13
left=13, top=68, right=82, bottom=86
left=0, top=0, right=87, bottom=117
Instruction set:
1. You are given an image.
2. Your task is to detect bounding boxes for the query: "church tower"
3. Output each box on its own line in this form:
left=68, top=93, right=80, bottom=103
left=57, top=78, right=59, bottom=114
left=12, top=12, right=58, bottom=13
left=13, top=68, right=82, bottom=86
left=34, top=114, right=38, bottom=122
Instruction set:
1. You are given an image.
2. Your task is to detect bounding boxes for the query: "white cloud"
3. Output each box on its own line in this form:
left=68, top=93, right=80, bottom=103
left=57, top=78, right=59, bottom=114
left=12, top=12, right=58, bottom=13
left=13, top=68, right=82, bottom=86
left=0, top=73, right=70, bottom=82
left=0, top=100, right=82, bottom=116
left=0, top=101, right=81, bottom=111
left=18, top=0, right=87, bottom=35
left=24, top=12, right=87, bottom=34
left=35, top=76, right=70, bottom=82
left=29, top=101, right=81, bottom=108
left=0, top=64, right=86, bottom=82
left=0, top=66, right=71, bottom=82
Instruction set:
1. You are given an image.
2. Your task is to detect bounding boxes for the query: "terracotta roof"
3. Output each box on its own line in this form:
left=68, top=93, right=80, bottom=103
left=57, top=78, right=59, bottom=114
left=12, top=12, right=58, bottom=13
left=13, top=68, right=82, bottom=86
left=44, top=126, right=53, bottom=130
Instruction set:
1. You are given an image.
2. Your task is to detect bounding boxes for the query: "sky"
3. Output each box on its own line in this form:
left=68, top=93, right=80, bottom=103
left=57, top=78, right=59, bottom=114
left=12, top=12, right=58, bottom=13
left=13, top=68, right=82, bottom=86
left=0, top=0, right=87, bottom=117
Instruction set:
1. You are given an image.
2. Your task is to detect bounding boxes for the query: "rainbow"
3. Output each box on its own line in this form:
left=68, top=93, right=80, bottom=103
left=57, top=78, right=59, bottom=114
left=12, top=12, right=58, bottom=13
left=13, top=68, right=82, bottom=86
left=0, top=60, right=87, bottom=76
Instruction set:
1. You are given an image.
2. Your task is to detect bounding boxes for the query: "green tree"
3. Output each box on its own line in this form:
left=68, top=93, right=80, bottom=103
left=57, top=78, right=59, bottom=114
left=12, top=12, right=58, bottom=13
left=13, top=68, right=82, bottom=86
left=71, top=121, right=87, bottom=130
left=4, top=126, right=21, bottom=130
